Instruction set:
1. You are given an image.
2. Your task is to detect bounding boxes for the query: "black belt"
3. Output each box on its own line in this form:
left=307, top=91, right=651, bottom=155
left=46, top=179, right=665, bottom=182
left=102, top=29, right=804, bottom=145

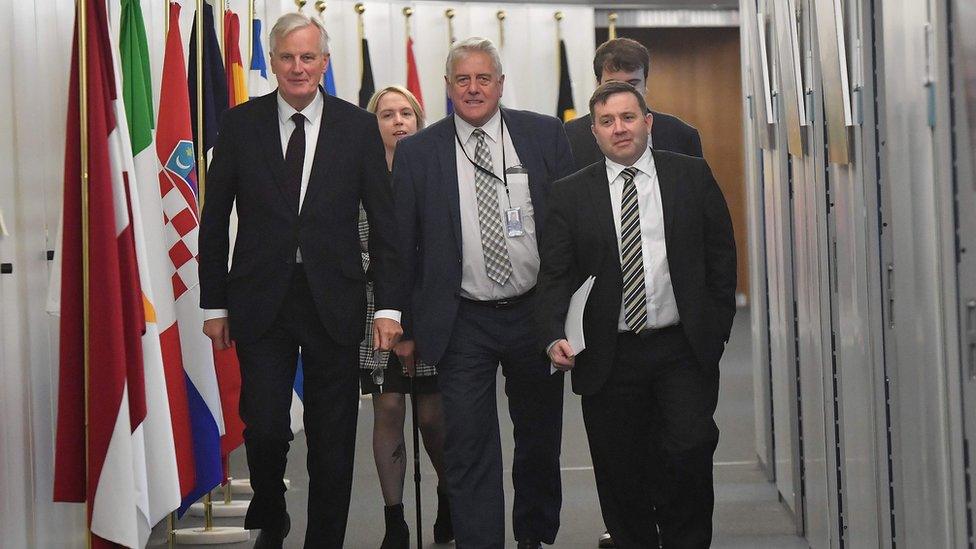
left=460, top=287, right=536, bottom=309
left=621, top=323, right=682, bottom=340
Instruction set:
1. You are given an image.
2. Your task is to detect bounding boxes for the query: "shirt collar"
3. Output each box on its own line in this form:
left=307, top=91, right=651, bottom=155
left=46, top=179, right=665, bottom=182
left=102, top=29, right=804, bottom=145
left=277, top=89, right=324, bottom=126
left=454, top=108, right=502, bottom=145
left=605, top=146, right=654, bottom=184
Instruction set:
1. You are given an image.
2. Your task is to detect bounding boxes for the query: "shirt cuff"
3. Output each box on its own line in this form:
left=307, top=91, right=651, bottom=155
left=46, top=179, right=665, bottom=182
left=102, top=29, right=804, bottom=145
left=546, top=340, right=561, bottom=355
left=204, top=309, right=229, bottom=320
left=373, top=309, right=401, bottom=323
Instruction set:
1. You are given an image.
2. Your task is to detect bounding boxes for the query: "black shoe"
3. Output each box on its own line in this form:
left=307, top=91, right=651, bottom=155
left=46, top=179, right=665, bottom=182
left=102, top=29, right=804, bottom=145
left=380, top=503, right=410, bottom=549
left=598, top=530, right=616, bottom=548
left=433, top=486, right=454, bottom=543
left=253, top=514, right=290, bottom=549
left=517, top=540, right=543, bottom=549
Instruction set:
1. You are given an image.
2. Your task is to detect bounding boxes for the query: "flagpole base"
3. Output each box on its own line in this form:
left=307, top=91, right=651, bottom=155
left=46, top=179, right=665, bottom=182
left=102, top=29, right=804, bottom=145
left=230, top=477, right=290, bottom=496
left=173, top=526, right=249, bottom=544
left=188, top=499, right=250, bottom=517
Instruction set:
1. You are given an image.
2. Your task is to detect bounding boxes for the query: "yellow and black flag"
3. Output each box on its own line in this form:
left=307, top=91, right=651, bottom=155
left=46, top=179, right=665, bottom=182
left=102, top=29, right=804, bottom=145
left=557, top=40, right=576, bottom=121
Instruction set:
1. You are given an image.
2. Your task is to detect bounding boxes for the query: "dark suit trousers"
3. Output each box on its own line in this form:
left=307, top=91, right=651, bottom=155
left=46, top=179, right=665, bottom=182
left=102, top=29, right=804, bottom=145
left=582, top=328, right=720, bottom=549
left=437, top=299, right=564, bottom=548
left=235, top=267, right=360, bottom=548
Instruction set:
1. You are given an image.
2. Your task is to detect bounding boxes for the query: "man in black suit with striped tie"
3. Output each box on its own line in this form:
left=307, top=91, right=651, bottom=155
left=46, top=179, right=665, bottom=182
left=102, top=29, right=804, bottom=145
left=536, top=81, right=736, bottom=548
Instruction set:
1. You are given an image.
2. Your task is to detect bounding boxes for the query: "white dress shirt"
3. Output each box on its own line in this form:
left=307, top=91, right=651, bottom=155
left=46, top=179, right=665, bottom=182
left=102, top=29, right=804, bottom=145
left=454, top=110, right=540, bottom=300
left=606, top=147, right=679, bottom=331
left=206, top=90, right=398, bottom=323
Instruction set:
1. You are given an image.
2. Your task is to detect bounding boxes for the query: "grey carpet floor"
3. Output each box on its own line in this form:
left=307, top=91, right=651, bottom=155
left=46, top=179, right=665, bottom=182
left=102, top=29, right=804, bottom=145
left=149, top=307, right=807, bottom=548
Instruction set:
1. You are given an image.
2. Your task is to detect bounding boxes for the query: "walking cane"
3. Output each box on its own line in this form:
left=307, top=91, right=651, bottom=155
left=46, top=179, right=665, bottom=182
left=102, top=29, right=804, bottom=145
left=410, top=374, right=423, bottom=548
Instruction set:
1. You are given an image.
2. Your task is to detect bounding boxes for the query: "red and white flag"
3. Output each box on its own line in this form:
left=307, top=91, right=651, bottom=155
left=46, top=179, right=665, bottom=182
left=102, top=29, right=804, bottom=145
left=53, top=1, right=147, bottom=546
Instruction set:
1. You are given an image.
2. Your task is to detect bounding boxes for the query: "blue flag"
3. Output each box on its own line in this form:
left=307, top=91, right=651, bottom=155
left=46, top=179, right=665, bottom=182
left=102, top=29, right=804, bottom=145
left=249, top=18, right=270, bottom=98
left=323, top=62, right=336, bottom=95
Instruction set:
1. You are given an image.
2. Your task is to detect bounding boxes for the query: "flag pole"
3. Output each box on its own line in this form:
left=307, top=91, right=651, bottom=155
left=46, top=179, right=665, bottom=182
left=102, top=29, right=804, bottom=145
left=76, top=0, right=92, bottom=549
left=555, top=11, right=563, bottom=77
left=247, top=0, right=254, bottom=77
left=217, top=0, right=226, bottom=57
left=355, top=3, right=365, bottom=78
left=164, top=7, right=176, bottom=544
left=445, top=8, right=455, bottom=46
left=77, top=1, right=91, bottom=546
left=496, top=10, right=505, bottom=48
left=195, top=0, right=206, bottom=211
left=315, top=0, right=326, bottom=18
left=608, top=12, right=618, bottom=40
left=403, top=6, right=412, bottom=44
left=295, top=0, right=306, bottom=12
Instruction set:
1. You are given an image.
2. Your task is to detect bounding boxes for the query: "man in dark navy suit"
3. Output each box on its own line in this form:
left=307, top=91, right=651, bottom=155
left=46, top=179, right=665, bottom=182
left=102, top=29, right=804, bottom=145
left=199, top=13, right=402, bottom=548
left=393, top=37, right=574, bottom=549
left=564, top=38, right=703, bottom=173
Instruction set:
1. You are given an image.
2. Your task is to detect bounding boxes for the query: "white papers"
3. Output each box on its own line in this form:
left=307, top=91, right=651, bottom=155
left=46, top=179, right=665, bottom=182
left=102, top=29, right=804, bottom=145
left=566, top=276, right=595, bottom=355
left=550, top=275, right=595, bottom=374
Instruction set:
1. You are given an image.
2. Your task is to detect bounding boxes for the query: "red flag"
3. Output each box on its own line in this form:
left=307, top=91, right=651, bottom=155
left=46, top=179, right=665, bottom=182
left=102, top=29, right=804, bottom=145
left=406, top=37, right=424, bottom=109
left=54, top=0, right=147, bottom=545
left=224, top=10, right=248, bottom=107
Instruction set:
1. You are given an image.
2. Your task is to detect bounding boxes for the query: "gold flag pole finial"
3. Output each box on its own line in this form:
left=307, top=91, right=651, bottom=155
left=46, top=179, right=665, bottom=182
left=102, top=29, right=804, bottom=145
left=403, top=7, right=413, bottom=39
left=316, top=1, right=326, bottom=16
left=608, top=12, right=618, bottom=40
left=496, top=10, right=506, bottom=47
left=555, top=11, right=563, bottom=40
left=445, top=8, right=455, bottom=45
left=295, top=0, right=307, bottom=11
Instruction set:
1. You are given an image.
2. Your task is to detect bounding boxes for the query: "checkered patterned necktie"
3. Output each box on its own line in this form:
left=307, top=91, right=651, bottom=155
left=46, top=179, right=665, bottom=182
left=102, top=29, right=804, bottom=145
left=472, top=128, right=512, bottom=285
left=619, top=166, right=648, bottom=332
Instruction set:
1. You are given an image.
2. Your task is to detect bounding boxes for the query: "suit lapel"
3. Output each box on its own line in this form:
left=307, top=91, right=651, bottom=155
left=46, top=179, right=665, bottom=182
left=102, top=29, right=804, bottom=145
left=584, top=164, right=620, bottom=269
left=302, top=92, right=340, bottom=214
left=652, top=150, right=678, bottom=243
left=254, top=93, right=294, bottom=213
left=437, top=119, right=463, bottom=256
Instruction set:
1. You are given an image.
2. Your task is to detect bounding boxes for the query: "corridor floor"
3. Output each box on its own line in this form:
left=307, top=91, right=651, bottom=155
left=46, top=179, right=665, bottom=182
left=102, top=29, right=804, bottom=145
left=151, top=308, right=806, bottom=548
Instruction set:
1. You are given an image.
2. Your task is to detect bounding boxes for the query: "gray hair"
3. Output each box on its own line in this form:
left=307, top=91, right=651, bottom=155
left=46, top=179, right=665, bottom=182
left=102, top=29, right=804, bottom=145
left=445, top=37, right=503, bottom=78
left=270, top=12, right=330, bottom=55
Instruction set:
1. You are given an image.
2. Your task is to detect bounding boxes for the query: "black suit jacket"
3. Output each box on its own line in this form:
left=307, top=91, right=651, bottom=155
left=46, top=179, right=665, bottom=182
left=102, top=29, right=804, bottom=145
left=393, top=108, right=575, bottom=364
left=199, top=91, right=402, bottom=345
left=536, top=151, right=736, bottom=396
left=564, top=111, right=703, bottom=171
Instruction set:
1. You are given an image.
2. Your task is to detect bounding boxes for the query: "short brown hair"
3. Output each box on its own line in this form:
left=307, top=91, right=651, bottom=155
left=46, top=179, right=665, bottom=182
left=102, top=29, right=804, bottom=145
left=592, top=38, right=650, bottom=81
left=588, top=81, right=649, bottom=117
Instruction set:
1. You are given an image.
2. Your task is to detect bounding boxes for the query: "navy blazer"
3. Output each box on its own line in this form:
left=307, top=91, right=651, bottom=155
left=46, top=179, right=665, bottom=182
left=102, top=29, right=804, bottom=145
left=199, top=91, right=402, bottom=345
left=393, top=108, right=575, bottom=364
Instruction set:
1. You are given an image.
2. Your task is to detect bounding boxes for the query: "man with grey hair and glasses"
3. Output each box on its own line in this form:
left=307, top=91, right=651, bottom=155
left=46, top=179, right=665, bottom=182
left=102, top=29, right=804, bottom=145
left=392, top=37, right=575, bottom=548
left=200, top=12, right=402, bottom=548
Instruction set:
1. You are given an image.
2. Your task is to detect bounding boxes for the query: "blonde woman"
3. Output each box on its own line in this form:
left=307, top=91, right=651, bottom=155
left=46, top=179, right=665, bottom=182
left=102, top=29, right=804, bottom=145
left=362, top=86, right=451, bottom=548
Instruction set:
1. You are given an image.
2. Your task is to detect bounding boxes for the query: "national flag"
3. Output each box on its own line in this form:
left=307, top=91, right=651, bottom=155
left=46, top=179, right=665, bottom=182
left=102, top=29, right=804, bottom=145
left=158, top=1, right=226, bottom=512
left=290, top=358, right=305, bottom=434
left=248, top=18, right=270, bottom=99
left=119, top=0, right=184, bottom=540
left=557, top=40, right=576, bottom=121
left=406, top=37, right=424, bottom=109
left=224, top=10, right=248, bottom=107
left=188, top=2, right=228, bottom=159
left=53, top=0, right=147, bottom=546
left=324, top=60, right=337, bottom=96
left=358, top=37, right=375, bottom=108
left=188, top=0, right=245, bottom=485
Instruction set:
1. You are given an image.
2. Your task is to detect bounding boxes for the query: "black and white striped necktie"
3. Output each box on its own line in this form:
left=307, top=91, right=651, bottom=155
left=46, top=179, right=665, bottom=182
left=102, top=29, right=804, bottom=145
left=618, top=166, right=647, bottom=332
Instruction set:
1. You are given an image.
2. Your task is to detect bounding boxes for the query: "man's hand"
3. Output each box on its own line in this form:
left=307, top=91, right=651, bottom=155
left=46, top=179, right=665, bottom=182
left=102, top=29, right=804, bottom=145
left=548, top=339, right=576, bottom=371
left=372, top=317, right=403, bottom=352
left=394, top=339, right=416, bottom=377
left=203, top=318, right=232, bottom=351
